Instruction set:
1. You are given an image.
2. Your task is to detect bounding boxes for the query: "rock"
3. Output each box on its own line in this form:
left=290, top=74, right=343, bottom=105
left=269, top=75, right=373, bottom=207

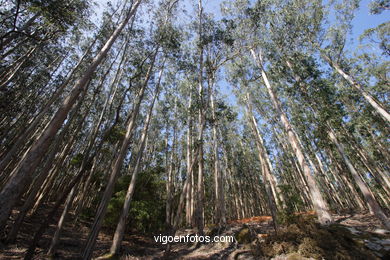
left=372, top=229, right=390, bottom=235
left=257, top=233, right=268, bottom=242
left=236, top=252, right=257, bottom=259
left=271, top=252, right=315, bottom=260
left=364, top=240, right=382, bottom=251
left=345, top=226, right=361, bottom=235
left=376, top=238, right=390, bottom=246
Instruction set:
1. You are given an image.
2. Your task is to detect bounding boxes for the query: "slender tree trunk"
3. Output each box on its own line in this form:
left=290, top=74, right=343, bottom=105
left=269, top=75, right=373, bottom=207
left=0, top=0, right=143, bottom=232
left=322, top=54, right=390, bottom=123
left=185, top=91, right=193, bottom=226
left=0, top=44, right=39, bottom=88
left=47, top=182, right=78, bottom=256
left=0, top=37, right=98, bottom=173
left=328, top=128, right=390, bottom=228
left=110, top=66, right=162, bottom=254
left=166, top=98, right=178, bottom=229
left=23, top=162, right=91, bottom=259
left=210, top=85, right=226, bottom=226
left=251, top=49, right=333, bottom=225
left=195, top=0, right=205, bottom=236
left=6, top=94, right=86, bottom=243
left=45, top=60, right=127, bottom=255
left=165, top=146, right=200, bottom=254
left=110, top=62, right=163, bottom=255
left=81, top=48, right=156, bottom=260
left=245, top=95, right=278, bottom=229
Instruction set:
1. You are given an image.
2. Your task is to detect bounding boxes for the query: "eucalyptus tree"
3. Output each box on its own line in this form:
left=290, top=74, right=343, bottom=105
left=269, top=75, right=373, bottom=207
left=224, top=0, right=333, bottom=224
left=0, top=0, right=91, bottom=138
left=194, top=0, right=206, bottom=236
left=369, top=0, right=390, bottom=14
left=109, top=4, right=183, bottom=254
left=0, top=0, right=143, bottom=232
left=109, top=64, right=163, bottom=255
left=82, top=1, right=182, bottom=257
left=0, top=0, right=90, bottom=51
left=226, top=55, right=281, bottom=226
left=257, top=0, right=390, bottom=226
left=316, top=0, right=390, bottom=123
left=82, top=48, right=157, bottom=259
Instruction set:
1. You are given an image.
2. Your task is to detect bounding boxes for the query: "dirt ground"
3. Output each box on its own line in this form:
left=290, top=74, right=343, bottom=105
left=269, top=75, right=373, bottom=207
left=1, top=210, right=389, bottom=260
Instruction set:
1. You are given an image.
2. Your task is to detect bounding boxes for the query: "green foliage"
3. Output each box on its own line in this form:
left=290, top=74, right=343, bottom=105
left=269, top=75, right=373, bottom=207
left=359, top=22, right=390, bottom=56
left=104, top=125, right=126, bottom=144
left=277, top=184, right=304, bottom=225
left=369, top=0, right=390, bottom=14
left=27, top=0, right=90, bottom=30
left=70, top=153, right=83, bottom=167
left=155, top=23, right=182, bottom=53
left=103, top=166, right=166, bottom=233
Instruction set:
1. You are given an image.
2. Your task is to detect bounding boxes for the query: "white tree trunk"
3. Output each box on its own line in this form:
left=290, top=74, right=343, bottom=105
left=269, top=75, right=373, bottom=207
left=323, top=55, right=390, bottom=123
left=110, top=65, right=162, bottom=254
left=328, top=128, right=390, bottom=229
left=0, top=0, right=143, bottom=232
left=251, top=49, right=333, bottom=225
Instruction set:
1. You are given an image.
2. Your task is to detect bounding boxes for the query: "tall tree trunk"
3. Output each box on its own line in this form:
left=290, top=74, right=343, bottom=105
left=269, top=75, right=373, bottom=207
left=166, top=97, right=178, bottom=228
left=245, top=94, right=278, bottom=229
left=210, top=85, right=226, bottom=226
left=328, top=128, right=390, bottom=228
left=6, top=91, right=87, bottom=243
left=195, top=0, right=205, bottom=236
left=45, top=53, right=129, bottom=255
left=185, top=91, right=193, bottom=226
left=81, top=48, right=156, bottom=260
left=322, top=54, right=390, bottom=123
left=251, top=48, right=333, bottom=225
left=47, top=182, right=78, bottom=256
left=0, top=44, right=39, bottom=88
left=165, top=145, right=200, bottom=255
left=110, top=65, right=162, bottom=254
left=0, top=36, right=99, bottom=174
left=0, top=0, right=143, bottom=232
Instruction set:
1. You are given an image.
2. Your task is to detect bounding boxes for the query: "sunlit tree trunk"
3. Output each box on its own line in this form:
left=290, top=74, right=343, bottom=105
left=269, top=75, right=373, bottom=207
left=185, top=91, right=193, bottom=226
left=0, top=0, right=143, bottom=232
left=81, top=47, right=156, bottom=260
left=251, top=48, right=333, bottom=225
left=110, top=65, right=162, bottom=254
left=323, top=54, right=390, bottom=123
left=328, top=128, right=390, bottom=229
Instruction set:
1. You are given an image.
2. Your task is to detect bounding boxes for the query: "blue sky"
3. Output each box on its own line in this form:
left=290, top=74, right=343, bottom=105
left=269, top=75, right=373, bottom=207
left=349, top=0, right=389, bottom=52
left=90, top=0, right=388, bottom=107
left=92, top=0, right=388, bottom=47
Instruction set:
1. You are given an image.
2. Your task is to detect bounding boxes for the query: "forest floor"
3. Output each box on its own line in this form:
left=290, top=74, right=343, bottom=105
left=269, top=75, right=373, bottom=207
left=1, top=209, right=390, bottom=260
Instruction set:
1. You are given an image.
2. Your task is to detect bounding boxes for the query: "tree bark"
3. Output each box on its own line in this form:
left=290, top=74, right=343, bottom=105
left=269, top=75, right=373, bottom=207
left=328, top=128, right=390, bottom=229
left=0, top=0, right=143, bottom=232
left=322, top=54, right=390, bottom=123
left=81, top=47, right=156, bottom=260
left=251, top=48, right=333, bottom=225
left=110, top=62, right=163, bottom=255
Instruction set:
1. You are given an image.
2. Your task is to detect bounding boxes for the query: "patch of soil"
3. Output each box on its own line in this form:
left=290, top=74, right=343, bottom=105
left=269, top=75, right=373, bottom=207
left=1, top=210, right=389, bottom=259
